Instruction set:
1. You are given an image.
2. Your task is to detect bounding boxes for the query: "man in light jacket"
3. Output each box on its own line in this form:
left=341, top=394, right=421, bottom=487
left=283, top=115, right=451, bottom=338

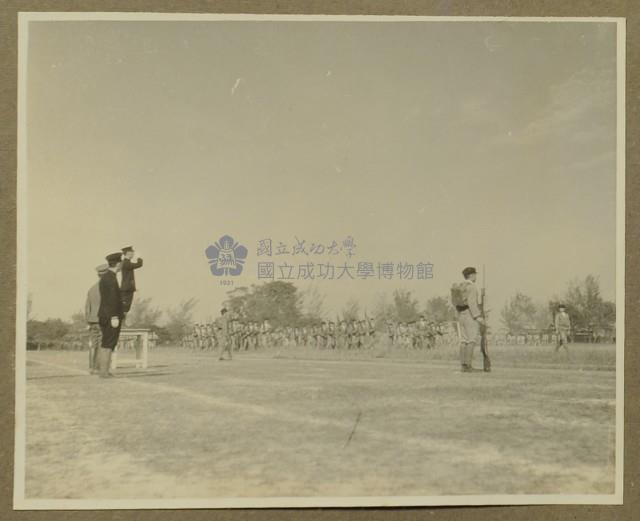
left=455, top=267, right=485, bottom=372
left=85, top=263, right=109, bottom=374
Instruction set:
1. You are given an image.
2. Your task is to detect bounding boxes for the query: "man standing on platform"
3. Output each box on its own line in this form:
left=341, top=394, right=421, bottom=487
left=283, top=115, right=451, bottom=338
left=120, top=245, right=143, bottom=322
left=85, top=263, right=109, bottom=374
left=98, top=252, right=125, bottom=378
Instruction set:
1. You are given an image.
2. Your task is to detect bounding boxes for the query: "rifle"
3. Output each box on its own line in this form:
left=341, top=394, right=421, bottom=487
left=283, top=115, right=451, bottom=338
left=480, top=265, right=491, bottom=372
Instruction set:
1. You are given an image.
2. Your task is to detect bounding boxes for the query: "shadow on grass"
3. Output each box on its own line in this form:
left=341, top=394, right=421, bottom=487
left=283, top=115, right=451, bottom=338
left=113, top=371, right=176, bottom=378
left=28, top=371, right=176, bottom=380
left=27, top=373, right=92, bottom=381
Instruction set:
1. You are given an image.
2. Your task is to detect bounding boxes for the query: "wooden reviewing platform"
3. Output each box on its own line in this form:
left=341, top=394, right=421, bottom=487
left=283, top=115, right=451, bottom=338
left=112, top=328, right=150, bottom=370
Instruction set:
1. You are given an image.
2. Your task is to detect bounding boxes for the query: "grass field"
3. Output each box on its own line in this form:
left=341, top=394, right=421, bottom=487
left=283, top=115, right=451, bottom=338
left=24, top=343, right=617, bottom=501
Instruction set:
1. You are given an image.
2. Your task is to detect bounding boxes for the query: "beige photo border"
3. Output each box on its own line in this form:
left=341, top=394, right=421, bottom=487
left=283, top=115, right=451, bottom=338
left=11, top=10, right=627, bottom=512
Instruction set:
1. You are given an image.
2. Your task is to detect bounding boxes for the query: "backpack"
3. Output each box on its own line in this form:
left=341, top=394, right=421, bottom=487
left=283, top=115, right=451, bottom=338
left=450, top=282, right=467, bottom=307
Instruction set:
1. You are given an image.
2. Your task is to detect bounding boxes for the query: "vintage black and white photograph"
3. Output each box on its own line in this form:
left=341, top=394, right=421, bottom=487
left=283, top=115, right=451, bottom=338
left=15, top=13, right=625, bottom=509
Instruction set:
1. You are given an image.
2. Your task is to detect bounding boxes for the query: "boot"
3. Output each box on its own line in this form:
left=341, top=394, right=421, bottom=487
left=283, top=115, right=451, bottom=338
left=99, top=348, right=114, bottom=378
left=90, top=347, right=100, bottom=374
left=97, top=348, right=107, bottom=376
left=482, top=353, right=492, bottom=372
left=459, top=343, right=466, bottom=370
left=465, top=343, right=475, bottom=370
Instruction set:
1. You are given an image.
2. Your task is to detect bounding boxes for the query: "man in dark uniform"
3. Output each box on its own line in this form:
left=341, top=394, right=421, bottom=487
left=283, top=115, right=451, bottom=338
left=120, top=245, right=144, bottom=319
left=98, top=252, right=125, bottom=378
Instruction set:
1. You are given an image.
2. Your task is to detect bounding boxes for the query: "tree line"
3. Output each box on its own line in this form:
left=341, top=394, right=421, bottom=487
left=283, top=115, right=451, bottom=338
left=26, top=294, right=198, bottom=349
left=26, top=274, right=614, bottom=349
left=499, top=275, right=615, bottom=333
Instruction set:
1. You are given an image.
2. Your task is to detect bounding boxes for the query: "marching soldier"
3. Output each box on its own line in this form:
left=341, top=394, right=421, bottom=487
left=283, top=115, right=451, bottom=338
left=385, top=320, right=396, bottom=347
left=316, top=322, right=325, bottom=349
left=300, top=325, right=309, bottom=347
left=249, top=322, right=257, bottom=350
left=273, top=326, right=283, bottom=347
left=212, top=323, right=220, bottom=349
left=428, top=321, right=442, bottom=349
left=415, top=316, right=429, bottom=350
left=238, top=322, right=248, bottom=351
left=336, top=321, right=347, bottom=349
left=217, top=308, right=233, bottom=360
left=245, top=322, right=253, bottom=349
left=281, top=324, right=291, bottom=347
left=309, top=323, right=316, bottom=348
left=204, top=322, right=214, bottom=350
left=327, top=321, right=337, bottom=349
left=231, top=319, right=241, bottom=351
left=554, top=304, right=572, bottom=354
left=195, top=324, right=203, bottom=349
left=408, top=321, right=419, bottom=349
left=251, top=322, right=260, bottom=349
left=346, top=320, right=357, bottom=349
left=199, top=323, right=208, bottom=349
left=367, top=317, right=377, bottom=342
left=192, top=324, right=201, bottom=350
left=260, top=319, right=272, bottom=348
left=246, top=322, right=254, bottom=350
left=396, top=322, right=408, bottom=348
left=296, top=325, right=304, bottom=346
left=316, top=323, right=323, bottom=348
left=357, top=320, right=368, bottom=348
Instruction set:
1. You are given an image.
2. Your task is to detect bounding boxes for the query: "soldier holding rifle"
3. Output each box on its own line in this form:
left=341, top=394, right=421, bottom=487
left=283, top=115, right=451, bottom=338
left=479, top=266, right=491, bottom=372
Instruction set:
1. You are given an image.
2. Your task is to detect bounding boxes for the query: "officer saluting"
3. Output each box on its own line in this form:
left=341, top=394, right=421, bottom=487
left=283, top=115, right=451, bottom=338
left=452, top=267, right=486, bottom=373
left=120, top=245, right=143, bottom=318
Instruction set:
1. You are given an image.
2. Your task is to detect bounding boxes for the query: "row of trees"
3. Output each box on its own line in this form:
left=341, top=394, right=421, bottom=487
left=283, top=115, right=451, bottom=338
left=228, top=276, right=615, bottom=334
left=369, top=291, right=457, bottom=326
left=225, top=282, right=303, bottom=326
left=224, top=283, right=457, bottom=328
left=500, top=275, right=615, bottom=333
left=26, top=274, right=615, bottom=348
left=26, top=294, right=199, bottom=349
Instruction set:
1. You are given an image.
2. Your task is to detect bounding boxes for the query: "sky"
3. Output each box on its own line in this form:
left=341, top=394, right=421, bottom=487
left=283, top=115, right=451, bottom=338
left=24, top=19, right=619, bottom=326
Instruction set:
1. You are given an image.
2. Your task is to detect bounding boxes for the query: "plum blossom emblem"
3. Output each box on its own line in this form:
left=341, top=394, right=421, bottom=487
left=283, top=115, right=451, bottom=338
left=205, top=235, right=248, bottom=276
